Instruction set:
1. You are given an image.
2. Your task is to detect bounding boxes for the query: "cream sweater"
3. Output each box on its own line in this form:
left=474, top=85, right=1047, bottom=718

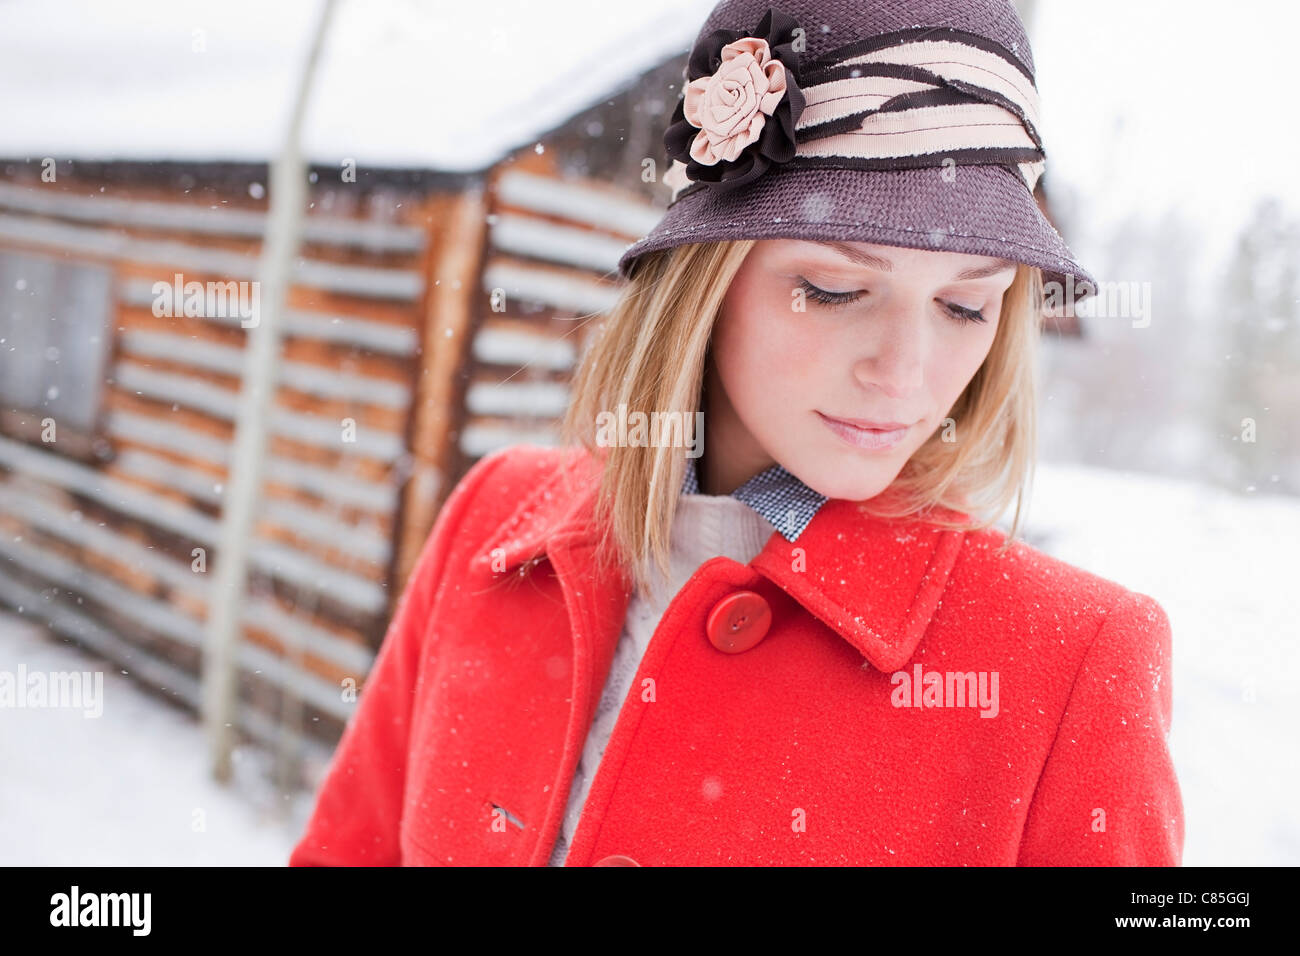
left=546, top=489, right=776, bottom=866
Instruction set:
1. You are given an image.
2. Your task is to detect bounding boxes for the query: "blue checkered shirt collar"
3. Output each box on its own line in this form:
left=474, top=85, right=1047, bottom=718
left=680, top=456, right=828, bottom=543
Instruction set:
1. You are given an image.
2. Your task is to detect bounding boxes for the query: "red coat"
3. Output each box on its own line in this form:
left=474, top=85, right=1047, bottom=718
left=290, top=444, right=1184, bottom=866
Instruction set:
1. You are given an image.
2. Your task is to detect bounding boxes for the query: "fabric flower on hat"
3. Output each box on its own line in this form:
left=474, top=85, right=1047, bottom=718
left=664, top=7, right=806, bottom=194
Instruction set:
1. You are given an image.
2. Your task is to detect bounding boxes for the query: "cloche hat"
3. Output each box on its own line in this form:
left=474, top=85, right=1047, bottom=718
left=617, top=0, right=1097, bottom=302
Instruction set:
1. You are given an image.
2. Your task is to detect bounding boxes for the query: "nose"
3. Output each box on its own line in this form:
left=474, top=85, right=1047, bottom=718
left=851, top=312, right=926, bottom=399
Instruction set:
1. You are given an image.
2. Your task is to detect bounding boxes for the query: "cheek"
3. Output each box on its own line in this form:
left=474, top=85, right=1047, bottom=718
left=713, top=285, right=821, bottom=413
left=927, top=320, right=1000, bottom=404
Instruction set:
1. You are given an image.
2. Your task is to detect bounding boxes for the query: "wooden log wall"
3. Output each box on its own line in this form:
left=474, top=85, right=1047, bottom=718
left=0, top=155, right=662, bottom=770
left=0, top=172, right=439, bottom=764
left=454, top=151, right=661, bottom=475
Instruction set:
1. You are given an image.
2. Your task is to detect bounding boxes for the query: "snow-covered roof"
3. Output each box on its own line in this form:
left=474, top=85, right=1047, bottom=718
left=0, top=0, right=716, bottom=170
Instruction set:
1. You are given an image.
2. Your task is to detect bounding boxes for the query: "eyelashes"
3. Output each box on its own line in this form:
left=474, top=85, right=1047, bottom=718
left=944, top=301, right=988, bottom=325
left=798, top=277, right=863, bottom=308
left=796, top=278, right=988, bottom=325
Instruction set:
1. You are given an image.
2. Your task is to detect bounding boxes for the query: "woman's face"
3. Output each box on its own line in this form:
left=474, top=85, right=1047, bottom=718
left=704, top=239, right=1017, bottom=500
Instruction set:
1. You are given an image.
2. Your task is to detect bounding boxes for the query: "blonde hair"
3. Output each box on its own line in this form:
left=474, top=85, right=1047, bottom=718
left=561, top=239, right=1042, bottom=598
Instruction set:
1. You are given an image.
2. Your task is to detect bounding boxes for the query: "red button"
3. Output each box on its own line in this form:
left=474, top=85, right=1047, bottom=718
left=706, top=590, right=771, bottom=653
left=593, top=854, right=640, bottom=866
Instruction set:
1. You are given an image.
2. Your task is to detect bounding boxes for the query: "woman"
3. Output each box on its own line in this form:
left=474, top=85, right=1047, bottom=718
left=290, top=0, right=1184, bottom=866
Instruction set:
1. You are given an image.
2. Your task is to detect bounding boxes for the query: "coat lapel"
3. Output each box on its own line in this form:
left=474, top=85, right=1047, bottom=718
left=467, top=447, right=632, bottom=738
left=748, top=496, right=968, bottom=672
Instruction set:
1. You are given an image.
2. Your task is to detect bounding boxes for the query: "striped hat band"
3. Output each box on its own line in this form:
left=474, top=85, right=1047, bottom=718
left=665, top=26, right=1046, bottom=205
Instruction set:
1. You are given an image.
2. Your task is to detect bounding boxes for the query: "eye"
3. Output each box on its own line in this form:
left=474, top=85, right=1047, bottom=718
left=941, top=300, right=988, bottom=326
left=798, top=277, right=863, bottom=308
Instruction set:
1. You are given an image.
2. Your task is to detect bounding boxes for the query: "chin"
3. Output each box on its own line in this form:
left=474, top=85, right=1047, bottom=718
left=796, top=463, right=896, bottom=503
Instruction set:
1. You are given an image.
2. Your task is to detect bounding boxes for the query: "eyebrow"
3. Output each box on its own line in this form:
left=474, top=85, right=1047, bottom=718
left=818, top=241, right=1018, bottom=280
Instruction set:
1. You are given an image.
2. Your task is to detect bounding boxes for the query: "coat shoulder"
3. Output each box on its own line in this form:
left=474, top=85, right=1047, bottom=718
left=438, top=442, right=599, bottom=545
left=458, top=442, right=583, bottom=500
left=947, top=520, right=1170, bottom=646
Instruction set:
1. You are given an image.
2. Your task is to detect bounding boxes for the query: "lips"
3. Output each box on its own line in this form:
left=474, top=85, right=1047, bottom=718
left=822, top=414, right=912, bottom=431
left=816, top=411, right=914, bottom=451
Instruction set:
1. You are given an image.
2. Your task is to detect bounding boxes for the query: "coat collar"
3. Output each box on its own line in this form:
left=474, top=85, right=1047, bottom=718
left=469, top=448, right=969, bottom=673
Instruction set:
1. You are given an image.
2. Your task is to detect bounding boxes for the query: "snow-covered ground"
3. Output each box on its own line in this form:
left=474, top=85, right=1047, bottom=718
left=0, top=615, right=310, bottom=865
left=1, top=460, right=1296, bottom=865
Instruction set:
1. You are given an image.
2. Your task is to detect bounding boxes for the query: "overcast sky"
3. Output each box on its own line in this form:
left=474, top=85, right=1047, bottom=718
left=1031, top=0, right=1300, bottom=273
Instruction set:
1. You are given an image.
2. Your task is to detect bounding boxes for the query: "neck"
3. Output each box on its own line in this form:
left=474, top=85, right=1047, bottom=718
left=699, top=360, right=776, bottom=495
